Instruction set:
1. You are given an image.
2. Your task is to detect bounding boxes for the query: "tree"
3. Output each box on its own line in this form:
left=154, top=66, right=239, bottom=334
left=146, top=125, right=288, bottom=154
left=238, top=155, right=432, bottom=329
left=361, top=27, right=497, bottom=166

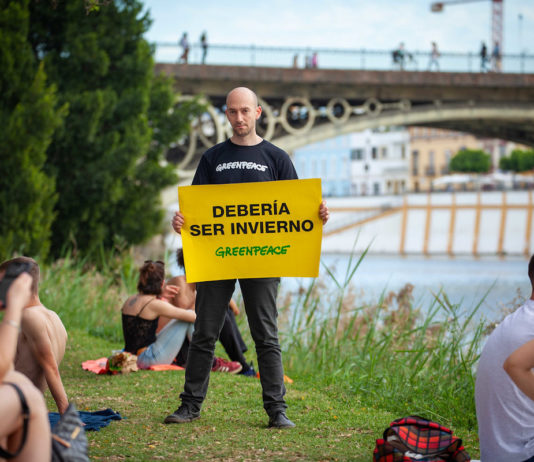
left=0, top=0, right=65, bottom=259
left=449, top=149, right=491, bottom=174
left=27, top=0, right=202, bottom=257
left=499, top=149, right=534, bottom=172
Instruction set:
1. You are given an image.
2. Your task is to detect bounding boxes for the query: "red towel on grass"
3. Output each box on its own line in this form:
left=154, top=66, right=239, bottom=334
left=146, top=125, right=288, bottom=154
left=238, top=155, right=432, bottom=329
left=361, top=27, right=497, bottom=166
left=82, top=358, right=184, bottom=374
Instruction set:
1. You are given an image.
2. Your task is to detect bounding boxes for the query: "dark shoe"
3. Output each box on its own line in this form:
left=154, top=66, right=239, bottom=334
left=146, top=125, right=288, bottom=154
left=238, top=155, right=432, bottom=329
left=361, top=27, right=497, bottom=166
left=268, top=412, right=295, bottom=429
left=239, top=361, right=257, bottom=377
left=164, top=405, right=200, bottom=424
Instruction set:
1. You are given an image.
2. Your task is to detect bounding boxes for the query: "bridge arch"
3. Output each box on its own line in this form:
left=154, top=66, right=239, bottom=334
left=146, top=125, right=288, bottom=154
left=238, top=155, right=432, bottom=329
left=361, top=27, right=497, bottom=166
left=276, top=103, right=534, bottom=152
left=170, top=96, right=534, bottom=181
left=155, top=64, right=534, bottom=193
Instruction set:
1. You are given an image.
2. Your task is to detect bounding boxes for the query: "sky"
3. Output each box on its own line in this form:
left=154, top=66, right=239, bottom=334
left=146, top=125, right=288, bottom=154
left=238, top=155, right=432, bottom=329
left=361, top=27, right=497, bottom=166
left=141, top=0, right=534, bottom=62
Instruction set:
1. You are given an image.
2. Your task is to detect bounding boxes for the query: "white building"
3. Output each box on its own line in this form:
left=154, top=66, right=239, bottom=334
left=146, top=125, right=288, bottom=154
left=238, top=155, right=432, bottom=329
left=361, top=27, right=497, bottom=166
left=293, top=128, right=410, bottom=196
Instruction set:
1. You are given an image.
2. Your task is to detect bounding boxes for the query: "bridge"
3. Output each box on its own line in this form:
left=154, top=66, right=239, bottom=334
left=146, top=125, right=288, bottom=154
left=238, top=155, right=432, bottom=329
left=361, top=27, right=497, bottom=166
left=156, top=63, right=534, bottom=187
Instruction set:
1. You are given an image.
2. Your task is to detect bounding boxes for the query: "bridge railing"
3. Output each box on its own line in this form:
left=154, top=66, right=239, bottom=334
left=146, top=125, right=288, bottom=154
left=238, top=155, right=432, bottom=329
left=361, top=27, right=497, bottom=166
left=154, top=42, right=534, bottom=74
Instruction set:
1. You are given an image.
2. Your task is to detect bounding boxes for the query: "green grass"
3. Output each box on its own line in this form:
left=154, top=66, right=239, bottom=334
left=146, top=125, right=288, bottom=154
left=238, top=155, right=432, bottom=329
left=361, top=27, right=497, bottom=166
left=36, top=250, right=491, bottom=460
left=54, top=329, right=481, bottom=461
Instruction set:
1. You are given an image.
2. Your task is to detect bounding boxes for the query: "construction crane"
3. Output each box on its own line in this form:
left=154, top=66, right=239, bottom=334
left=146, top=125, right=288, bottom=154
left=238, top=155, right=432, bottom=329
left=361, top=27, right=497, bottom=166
left=431, top=0, right=503, bottom=50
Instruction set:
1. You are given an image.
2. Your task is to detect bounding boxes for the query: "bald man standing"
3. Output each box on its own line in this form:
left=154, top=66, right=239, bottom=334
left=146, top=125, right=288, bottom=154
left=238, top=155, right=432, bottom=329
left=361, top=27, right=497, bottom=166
left=166, top=87, right=329, bottom=429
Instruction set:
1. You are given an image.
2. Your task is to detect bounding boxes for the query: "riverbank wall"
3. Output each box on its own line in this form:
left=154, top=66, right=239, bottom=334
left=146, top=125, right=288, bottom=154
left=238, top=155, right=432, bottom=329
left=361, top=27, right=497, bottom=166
left=322, top=190, right=533, bottom=257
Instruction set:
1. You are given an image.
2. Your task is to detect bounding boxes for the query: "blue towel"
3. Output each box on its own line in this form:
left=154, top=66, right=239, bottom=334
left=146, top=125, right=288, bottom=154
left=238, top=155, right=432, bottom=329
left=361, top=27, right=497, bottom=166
left=49, top=408, right=123, bottom=431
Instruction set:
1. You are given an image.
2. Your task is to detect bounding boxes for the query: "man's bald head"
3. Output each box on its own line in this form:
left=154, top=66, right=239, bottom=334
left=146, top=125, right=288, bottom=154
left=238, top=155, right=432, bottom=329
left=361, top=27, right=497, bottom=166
left=225, top=87, right=262, bottom=143
left=226, top=87, right=258, bottom=108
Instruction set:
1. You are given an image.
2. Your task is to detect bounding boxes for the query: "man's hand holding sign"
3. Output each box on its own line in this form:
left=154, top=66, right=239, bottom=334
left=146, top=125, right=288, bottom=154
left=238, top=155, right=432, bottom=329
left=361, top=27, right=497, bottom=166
left=165, top=86, right=329, bottom=430
left=174, top=179, right=327, bottom=282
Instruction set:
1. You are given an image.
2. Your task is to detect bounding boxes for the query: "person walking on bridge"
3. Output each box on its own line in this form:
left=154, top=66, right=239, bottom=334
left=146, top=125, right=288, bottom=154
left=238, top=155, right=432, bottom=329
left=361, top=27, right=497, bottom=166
left=491, top=41, right=502, bottom=72
left=427, top=41, right=440, bottom=71
left=178, top=32, right=190, bottom=64
left=480, top=41, right=488, bottom=72
left=164, top=86, right=330, bottom=429
left=200, top=31, right=208, bottom=64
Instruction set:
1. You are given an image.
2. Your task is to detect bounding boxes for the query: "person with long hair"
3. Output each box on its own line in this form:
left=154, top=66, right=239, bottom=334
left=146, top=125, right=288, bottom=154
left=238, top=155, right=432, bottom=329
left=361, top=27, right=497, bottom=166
left=121, top=260, right=195, bottom=369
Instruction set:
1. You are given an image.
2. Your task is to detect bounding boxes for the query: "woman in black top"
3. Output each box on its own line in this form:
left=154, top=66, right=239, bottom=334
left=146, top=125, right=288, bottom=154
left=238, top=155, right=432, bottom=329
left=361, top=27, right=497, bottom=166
left=121, top=260, right=195, bottom=369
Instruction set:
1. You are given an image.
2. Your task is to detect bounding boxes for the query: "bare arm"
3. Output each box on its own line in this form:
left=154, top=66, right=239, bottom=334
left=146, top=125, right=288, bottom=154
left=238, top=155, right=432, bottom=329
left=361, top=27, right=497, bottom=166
left=503, top=338, right=534, bottom=401
left=0, top=274, right=32, bottom=379
left=167, top=276, right=195, bottom=310
left=22, top=314, right=69, bottom=414
left=229, top=299, right=240, bottom=316
left=150, top=299, right=196, bottom=323
left=160, top=284, right=179, bottom=302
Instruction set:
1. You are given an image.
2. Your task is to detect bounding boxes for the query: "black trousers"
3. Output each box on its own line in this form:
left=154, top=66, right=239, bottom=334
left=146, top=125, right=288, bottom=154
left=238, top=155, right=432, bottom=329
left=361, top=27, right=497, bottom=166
left=179, top=277, right=287, bottom=417
left=174, top=307, right=249, bottom=370
left=219, top=307, right=249, bottom=368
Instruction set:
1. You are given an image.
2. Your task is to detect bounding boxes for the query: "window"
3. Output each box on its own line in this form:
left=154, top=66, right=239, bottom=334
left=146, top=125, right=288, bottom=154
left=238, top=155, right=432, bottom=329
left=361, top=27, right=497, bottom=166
left=373, top=182, right=380, bottom=195
left=381, top=147, right=387, bottom=159
left=350, top=148, right=364, bottom=160
left=427, top=151, right=436, bottom=176
left=412, top=150, right=419, bottom=175
left=371, top=147, right=378, bottom=159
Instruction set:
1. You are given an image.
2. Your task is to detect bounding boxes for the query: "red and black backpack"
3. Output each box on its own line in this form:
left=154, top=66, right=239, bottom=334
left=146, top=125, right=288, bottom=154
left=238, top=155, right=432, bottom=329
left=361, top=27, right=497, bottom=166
left=373, top=415, right=471, bottom=462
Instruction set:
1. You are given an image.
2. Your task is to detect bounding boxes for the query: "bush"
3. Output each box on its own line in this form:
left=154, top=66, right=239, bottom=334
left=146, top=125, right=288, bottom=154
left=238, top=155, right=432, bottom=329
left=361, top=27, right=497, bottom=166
left=450, top=149, right=491, bottom=174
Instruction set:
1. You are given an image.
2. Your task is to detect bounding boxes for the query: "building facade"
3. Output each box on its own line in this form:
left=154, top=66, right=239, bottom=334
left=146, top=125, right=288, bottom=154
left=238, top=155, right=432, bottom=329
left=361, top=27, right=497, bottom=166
left=293, top=127, right=527, bottom=196
left=293, top=128, right=410, bottom=197
left=409, top=127, right=526, bottom=191
left=408, top=127, right=482, bottom=192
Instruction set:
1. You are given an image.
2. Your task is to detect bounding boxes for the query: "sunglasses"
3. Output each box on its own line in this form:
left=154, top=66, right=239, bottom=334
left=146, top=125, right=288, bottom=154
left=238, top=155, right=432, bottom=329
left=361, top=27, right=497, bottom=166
left=144, top=260, right=164, bottom=266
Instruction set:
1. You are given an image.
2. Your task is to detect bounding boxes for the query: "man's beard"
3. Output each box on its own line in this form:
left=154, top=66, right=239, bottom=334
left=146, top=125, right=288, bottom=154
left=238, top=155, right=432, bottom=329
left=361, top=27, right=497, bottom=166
left=233, top=125, right=252, bottom=137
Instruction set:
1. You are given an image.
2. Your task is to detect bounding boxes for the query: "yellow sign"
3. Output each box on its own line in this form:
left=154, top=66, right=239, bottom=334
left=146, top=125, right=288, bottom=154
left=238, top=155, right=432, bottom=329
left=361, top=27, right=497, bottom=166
left=178, top=179, right=323, bottom=282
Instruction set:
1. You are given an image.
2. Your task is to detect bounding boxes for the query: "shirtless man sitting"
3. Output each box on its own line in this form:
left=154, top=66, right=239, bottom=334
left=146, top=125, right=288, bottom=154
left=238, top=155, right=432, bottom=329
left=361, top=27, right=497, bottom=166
left=0, top=257, right=69, bottom=414
left=0, top=270, right=51, bottom=461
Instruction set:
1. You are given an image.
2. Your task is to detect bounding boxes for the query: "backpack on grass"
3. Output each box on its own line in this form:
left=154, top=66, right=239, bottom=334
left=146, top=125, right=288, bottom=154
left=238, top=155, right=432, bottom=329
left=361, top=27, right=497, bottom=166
left=373, top=415, right=470, bottom=461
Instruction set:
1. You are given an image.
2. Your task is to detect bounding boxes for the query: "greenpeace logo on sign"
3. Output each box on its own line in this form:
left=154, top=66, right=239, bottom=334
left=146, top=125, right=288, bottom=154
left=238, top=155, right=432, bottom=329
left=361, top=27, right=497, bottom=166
left=215, top=161, right=268, bottom=172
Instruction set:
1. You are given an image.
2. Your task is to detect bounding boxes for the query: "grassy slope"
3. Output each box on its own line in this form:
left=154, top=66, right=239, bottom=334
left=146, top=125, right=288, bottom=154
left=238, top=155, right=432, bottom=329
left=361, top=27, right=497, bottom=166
left=49, top=328, right=480, bottom=461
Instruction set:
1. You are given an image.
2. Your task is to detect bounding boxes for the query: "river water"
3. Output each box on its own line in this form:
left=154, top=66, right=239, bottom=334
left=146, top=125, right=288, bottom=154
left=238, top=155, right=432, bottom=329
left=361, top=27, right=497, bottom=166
left=167, top=245, right=529, bottom=324
left=281, top=253, right=529, bottom=323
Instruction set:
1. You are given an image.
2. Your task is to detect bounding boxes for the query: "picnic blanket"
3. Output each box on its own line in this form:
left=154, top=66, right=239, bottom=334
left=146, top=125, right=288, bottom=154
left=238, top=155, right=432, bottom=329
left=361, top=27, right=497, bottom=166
left=49, top=408, right=122, bottom=431
left=82, top=357, right=184, bottom=375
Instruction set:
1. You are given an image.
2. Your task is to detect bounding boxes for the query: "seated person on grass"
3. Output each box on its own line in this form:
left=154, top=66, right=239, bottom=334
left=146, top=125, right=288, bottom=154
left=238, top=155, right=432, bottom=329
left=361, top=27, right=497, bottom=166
left=0, top=268, right=51, bottom=461
left=121, top=260, right=196, bottom=369
left=0, top=257, right=69, bottom=415
left=475, top=253, right=534, bottom=462
left=159, top=248, right=255, bottom=375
